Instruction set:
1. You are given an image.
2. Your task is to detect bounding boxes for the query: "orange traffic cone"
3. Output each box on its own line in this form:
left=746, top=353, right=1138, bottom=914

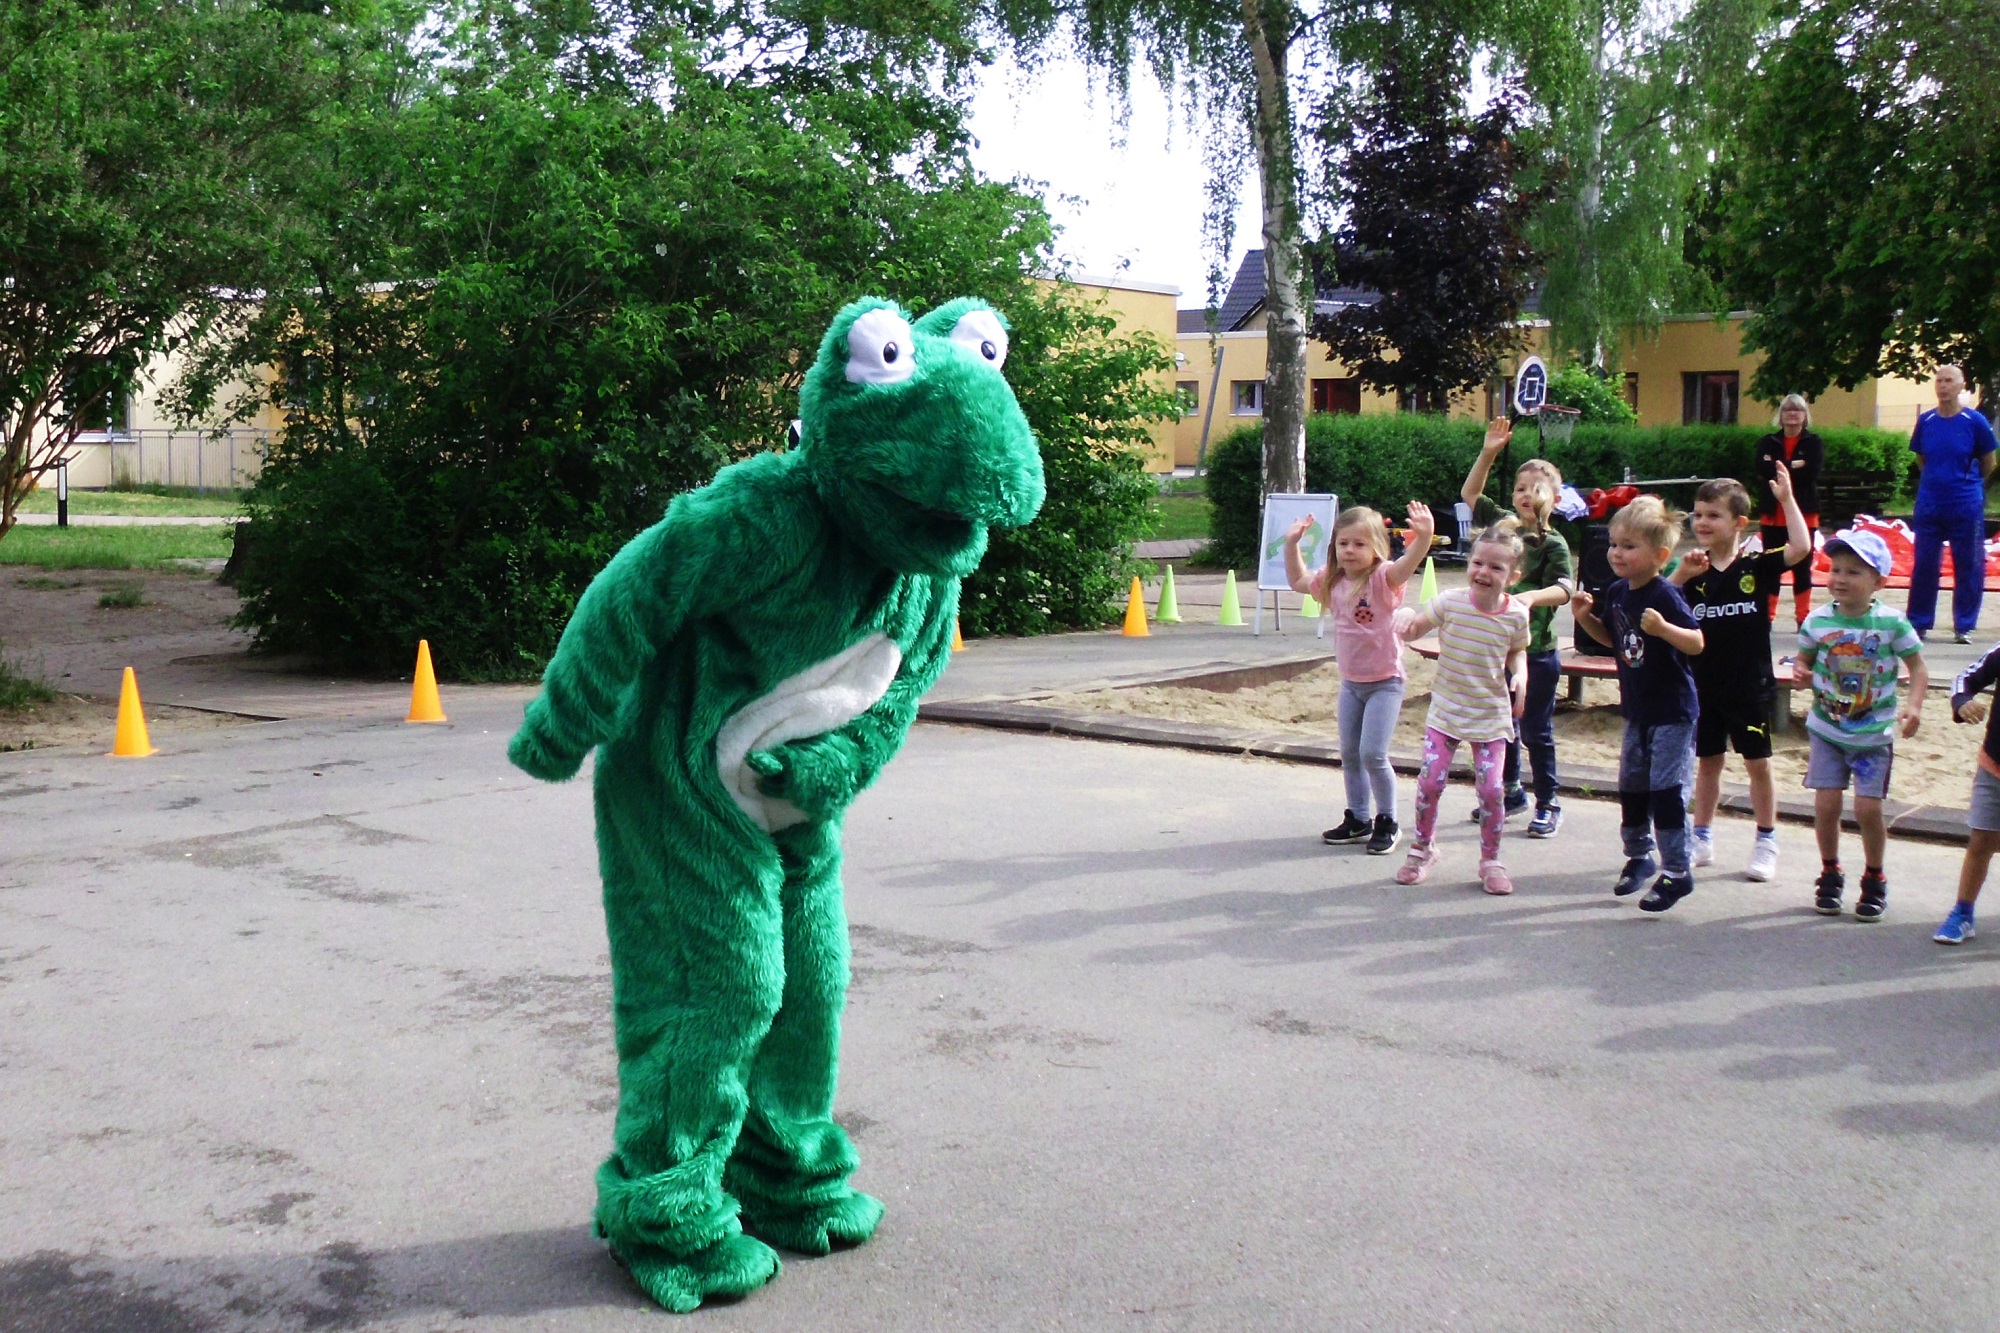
left=1121, top=575, right=1149, bottom=637
left=952, top=618, right=966, bottom=652
left=406, top=640, right=447, bottom=723
left=110, top=667, right=156, bottom=757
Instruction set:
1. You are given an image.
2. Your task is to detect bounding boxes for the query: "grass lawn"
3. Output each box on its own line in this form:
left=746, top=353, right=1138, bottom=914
left=1145, top=492, right=1212, bottom=542
left=17, top=485, right=244, bottom=518
left=0, top=524, right=233, bottom=569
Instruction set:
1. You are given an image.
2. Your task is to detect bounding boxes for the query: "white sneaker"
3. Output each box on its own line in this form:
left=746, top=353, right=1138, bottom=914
left=1746, top=838, right=1779, bottom=882
left=1691, top=836, right=1715, bottom=868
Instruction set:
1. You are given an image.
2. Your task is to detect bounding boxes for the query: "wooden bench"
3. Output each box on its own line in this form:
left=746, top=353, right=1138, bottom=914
left=1818, top=469, right=1899, bottom=532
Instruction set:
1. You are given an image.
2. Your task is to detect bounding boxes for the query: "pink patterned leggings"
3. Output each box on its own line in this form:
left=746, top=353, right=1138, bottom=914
left=1413, top=726, right=1507, bottom=862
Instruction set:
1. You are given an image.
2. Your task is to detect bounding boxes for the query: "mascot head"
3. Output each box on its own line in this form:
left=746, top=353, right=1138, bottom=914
left=798, top=297, right=1046, bottom=578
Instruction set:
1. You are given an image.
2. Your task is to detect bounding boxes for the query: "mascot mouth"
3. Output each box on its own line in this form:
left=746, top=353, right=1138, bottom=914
left=859, top=479, right=979, bottom=549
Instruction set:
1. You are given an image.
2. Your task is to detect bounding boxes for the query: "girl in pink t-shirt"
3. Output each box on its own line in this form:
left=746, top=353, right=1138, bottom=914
left=1285, top=501, right=1436, bottom=856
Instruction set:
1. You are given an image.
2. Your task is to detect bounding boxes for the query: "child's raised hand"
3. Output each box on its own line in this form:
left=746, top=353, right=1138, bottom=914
left=1285, top=515, right=1316, bottom=544
left=1961, top=697, right=1991, bottom=724
left=1406, top=500, right=1434, bottom=543
left=1570, top=589, right=1593, bottom=620
left=1899, top=704, right=1922, bottom=739
left=1482, top=416, right=1512, bottom=453
left=1639, top=606, right=1668, bottom=637
left=1770, top=464, right=1794, bottom=503
left=1677, top=549, right=1711, bottom=579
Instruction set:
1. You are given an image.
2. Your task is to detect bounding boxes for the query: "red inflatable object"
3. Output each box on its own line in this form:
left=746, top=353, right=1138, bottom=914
left=1805, top=514, right=2000, bottom=591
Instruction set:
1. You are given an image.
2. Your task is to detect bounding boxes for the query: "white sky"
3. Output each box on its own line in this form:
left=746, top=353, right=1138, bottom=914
left=963, top=53, right=1263, bottom=309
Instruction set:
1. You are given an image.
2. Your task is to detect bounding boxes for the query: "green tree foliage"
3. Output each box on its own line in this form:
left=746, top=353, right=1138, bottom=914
left=1310, top=53, right=1539, bottom=405
left=1545, top=364, right=1636, bottom=423
left=201, top=6, right=1170, bottom=674
left=1713, top=0, right=2000, bottom=400
left=0, top=0, right=316, bottom=540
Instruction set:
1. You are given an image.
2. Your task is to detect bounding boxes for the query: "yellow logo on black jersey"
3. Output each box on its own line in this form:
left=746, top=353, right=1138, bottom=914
left=1740, top=572, right=1756, bottom=594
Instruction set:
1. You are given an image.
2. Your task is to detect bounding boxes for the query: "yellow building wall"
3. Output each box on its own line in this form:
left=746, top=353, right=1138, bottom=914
left=1174, top=313, right=1931, bottom=461
left=1039, top=275, right=1182, bottom=472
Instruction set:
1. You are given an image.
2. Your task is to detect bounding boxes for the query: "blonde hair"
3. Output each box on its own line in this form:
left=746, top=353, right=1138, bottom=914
left=1773, top=393, right=1812, bottom=428
left=1470, top=514, right=1525, bottom=573
left=1513, top=469, right=1557, bottom=531
left=1610, top=494, right=1685, bottom=551
left=1331, top=505, right=1392, bottom=573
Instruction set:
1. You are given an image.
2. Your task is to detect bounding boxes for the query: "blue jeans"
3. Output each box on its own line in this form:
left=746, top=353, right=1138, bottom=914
left=1502, top=650, right=1561, bottom=807
left=1337, top=677, right=1404, bottom=821
left=1908, top=507, right=1986, bottom=637
left=1619, top=719, right=1696, bottom=877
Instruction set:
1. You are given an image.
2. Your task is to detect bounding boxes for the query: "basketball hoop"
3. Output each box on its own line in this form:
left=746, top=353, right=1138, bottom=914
left=1537, top=403, right=1581, bottom=446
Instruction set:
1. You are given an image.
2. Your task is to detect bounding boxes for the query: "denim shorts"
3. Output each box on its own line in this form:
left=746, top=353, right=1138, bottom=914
left=1804, top=733, right=1893, bottom=800
left=1971, top=768, right=2000, bottom=833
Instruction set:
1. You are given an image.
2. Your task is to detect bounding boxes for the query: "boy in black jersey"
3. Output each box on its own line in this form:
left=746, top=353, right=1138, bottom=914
left=1937, top=641, right=2000, bottom=943
left=1669, top=472, right=1812, bottom=882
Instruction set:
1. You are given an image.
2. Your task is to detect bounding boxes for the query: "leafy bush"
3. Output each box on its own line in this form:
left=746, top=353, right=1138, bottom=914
left=1546, top=366, right=1637, bottom=424
left=1202, top=414, right=1913, bottom=569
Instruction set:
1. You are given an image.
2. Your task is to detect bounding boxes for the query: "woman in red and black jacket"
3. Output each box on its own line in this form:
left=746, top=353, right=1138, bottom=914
left=1755, top=394, right=1823, bottom=628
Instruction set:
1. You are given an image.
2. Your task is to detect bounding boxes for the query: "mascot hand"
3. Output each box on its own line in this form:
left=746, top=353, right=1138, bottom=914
left=749, top=735, right=863, bottom=824
left=509, top=712, right=585, bottom=783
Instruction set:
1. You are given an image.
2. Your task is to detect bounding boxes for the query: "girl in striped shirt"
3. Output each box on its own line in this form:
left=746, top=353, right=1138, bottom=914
left=1392, top=522, right=1531, bottom=894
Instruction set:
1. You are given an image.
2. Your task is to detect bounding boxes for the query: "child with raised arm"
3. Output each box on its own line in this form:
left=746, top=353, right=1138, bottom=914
left=1460, top=417, right=1575, bottom=837
left=1793, top=530, right=1929, bottom=921
left=1390, top=522, right=1530, bottom=895
left=1935, top=639, right=2000, bottom=944
left=1285, top=501, right=1436, bottom=855
left=1669, top=468, right=1811, bottom=882
left=1571, top=496, right=1706, bottom=912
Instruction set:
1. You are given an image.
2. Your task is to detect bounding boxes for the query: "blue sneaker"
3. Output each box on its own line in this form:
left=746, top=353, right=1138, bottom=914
left=1936, top=904, right=1977, bottom=945
left=1526, top=805, right=1563, bottom=839
left=1614, top=855, right=1659, bottom=897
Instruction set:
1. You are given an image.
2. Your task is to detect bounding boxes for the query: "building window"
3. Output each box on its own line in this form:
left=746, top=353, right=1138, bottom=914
left=1311, top=377, right=1361, bottom=415
left=77, top=389, right=131, bottom=436
left=1231, top=380, right=1263, bottom=415
left=1682, top=371, right=1739, bottom=425
left=1623, top=372, right=1639, bottom=415
left=1399, top=387, right=1447, bottom=415
left=1176, top=380, right=1200, bottom=414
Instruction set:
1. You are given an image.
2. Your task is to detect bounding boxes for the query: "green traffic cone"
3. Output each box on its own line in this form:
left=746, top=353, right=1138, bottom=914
left=1156, top=563, right=1182, bottom=623
left=1218, top=570, right=1244, bottom=626
left=1300, top=591, right=1322, bottom=619
left=1418, top=556, right=1439, bottom=606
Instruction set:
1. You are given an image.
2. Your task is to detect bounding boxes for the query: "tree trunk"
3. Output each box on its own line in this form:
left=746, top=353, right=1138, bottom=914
left=1577, top=3, right=1609, bottom=371
left=1242, top=0, right=1307, bottom=497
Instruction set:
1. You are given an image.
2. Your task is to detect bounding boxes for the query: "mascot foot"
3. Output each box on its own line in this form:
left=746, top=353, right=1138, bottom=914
left=740, top=1189, right=884, bottom=1256
left=609, top=1231, right=780, bottom=1313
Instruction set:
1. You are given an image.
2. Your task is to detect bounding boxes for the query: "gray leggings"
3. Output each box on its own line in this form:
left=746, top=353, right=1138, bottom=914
left=1338, top=676, right=1406, bottom=821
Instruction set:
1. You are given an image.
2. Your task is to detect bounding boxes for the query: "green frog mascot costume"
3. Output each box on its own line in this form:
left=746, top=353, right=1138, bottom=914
left=508, top=296, right=1044, bottom=1311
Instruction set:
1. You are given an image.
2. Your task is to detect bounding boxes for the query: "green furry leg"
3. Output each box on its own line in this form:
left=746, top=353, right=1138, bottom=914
left=736, top=1186, right=883, bottom=1256
left=609, top=1232, right=781, bottom=1313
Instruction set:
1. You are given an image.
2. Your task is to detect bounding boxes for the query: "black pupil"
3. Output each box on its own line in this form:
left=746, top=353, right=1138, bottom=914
left=981, top=341, right=996, bottom=360
left=883, top=342, right=899, bottom=363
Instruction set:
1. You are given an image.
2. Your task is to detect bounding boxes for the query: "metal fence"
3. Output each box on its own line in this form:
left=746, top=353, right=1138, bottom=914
left=94, top=428, right=274, bottom=492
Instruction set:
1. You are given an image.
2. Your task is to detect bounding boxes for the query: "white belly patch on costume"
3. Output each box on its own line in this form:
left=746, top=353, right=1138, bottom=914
left=715, top=632, right=902, bottom=831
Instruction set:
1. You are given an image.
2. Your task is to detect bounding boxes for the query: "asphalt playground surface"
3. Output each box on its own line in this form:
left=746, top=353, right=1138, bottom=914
left=9, top=612, right=2000, bottom=1330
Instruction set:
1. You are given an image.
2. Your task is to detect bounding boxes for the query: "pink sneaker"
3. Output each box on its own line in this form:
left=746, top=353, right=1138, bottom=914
left=1395, top=844, right=1437, bottom=885
left=1480, top=860, right=1514, bottom=895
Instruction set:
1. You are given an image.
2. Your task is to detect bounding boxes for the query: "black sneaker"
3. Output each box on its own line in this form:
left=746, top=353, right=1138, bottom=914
left=1365, top=814, right=1401, bottom=855
left=1614, top=855, right=1659, bottom=897
left=1814, top=867, right=1845, bottom=916
left=1322, top=810, right=1371, bottom=845
left=1639, top=874, right=1695, bottom=913
left=1856, top=872, right=1888, bottom=922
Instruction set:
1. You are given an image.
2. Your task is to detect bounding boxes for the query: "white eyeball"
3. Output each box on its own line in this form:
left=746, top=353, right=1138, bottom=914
left=949, top=308, right=1008, bottom=368
left=844, top=308, right=917, bottom=385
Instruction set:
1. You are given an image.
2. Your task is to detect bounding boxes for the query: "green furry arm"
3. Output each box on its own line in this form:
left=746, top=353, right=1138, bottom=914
left=749, top=579, right=956, bottom=820
left=510, top=515, right=710, bottom=782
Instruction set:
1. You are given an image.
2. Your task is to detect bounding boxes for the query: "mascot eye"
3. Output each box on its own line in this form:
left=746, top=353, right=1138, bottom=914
left=949, top=308, right=1008, bottom=368
left=844, top=308, right=917, bottom=385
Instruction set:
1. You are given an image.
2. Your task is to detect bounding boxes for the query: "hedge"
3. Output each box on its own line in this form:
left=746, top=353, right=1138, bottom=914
left=1202, top=415, right=1915, bottom=570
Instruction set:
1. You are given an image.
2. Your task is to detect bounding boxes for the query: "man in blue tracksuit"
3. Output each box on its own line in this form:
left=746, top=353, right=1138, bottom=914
left=1908, top=364, right=1999, bottom=643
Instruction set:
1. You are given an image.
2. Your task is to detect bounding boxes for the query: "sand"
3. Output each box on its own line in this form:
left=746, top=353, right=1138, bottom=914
left=1041, top=656, right=1983, bottom=810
